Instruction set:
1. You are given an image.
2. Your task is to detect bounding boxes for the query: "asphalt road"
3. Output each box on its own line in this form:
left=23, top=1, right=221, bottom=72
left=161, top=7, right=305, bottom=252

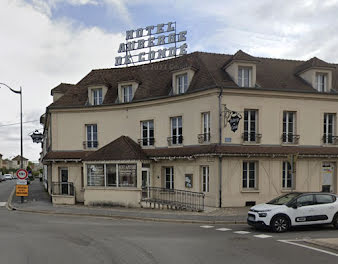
left=0, top=179, right=15, bottom=202
left=0, top=180, right=337, bottom=263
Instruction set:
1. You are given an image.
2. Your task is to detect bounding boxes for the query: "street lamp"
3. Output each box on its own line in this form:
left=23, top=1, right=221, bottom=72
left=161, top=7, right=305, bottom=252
left=0, top=83, right=23, bottom=169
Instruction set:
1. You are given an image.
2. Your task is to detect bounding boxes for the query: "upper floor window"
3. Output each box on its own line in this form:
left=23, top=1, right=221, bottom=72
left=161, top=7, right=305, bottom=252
left=92, top=89, right=103, bottom=105
left=238, top=67, right=251, bottom=87
left=316, top=73, right=327, bottom=92
left=176, top=73, right=188, bottom=94
left=85, top=124, right=98, bottom=149
left=323, top=113, right=336, bottom=144
left=141, top=120, right=154, bottom=146
left=282, top=111, right=298, bottom=144
left=199, top=112, right=210, bottom=143
left=122, top=85, right=133, bottom=103
left=169, top=116, right=183, bottom=145
left=244, top=109, right=259, bottom=142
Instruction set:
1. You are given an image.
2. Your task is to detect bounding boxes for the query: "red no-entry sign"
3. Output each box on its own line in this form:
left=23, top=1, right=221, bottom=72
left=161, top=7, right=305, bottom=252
left=16, top=169, right=28, bottom=180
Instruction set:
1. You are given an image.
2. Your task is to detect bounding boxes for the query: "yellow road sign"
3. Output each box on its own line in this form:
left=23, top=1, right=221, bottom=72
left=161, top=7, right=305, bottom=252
left=16, top=185, right=28, bottom=196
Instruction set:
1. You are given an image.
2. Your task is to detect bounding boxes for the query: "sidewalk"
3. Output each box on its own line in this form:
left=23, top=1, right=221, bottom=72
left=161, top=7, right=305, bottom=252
left=10, top=180, right=248, bottom=224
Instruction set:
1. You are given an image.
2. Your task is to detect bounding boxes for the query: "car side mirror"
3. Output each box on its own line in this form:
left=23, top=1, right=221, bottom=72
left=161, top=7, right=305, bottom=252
left=292, top=204, right=298, bottom=209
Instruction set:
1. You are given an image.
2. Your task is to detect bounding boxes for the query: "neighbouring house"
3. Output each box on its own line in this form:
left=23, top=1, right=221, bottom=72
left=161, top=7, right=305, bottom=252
left=11, top=155, right=29, bottom=170
left=41, top=50, right=338, bottom=209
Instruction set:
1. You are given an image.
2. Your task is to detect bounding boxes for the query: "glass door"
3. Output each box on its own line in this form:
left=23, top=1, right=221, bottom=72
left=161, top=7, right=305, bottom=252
left=60, top=168, right=69, bottom=195
left=142, top=169, right=150, bottom=198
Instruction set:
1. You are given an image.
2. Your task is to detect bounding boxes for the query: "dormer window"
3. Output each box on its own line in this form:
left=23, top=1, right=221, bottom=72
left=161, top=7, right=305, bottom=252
left=92, top=88, right=103, bottom=105
left=177, top=73, right=188, bottom=94
left=238, top=67, right=251, bottom=87
left=122, top=85, right=133, bottom=102
left=316, top=73, right=327, bottom=92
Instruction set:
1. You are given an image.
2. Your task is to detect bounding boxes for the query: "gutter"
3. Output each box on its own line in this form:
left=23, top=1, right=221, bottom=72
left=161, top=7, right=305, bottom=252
left=218, top=87, right=223, bottom=208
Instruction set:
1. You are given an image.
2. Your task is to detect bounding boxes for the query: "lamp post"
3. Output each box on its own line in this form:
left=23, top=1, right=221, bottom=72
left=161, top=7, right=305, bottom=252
left=0, top=83, right=23, bottom=169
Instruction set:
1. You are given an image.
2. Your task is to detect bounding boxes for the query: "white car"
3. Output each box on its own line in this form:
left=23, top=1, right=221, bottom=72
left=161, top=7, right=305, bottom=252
left=4, top=174, right=12, bottom=180
left=247, top=192, right=338, bottom=232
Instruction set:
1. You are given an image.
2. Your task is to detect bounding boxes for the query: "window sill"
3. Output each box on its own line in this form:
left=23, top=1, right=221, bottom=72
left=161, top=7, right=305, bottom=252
left=242, top=141, right=261, bottom=145
left=321, top=143, right=338, bottom=147
left=281, top=189, right=295, bottom=193
left=168, top=144, right=184, bottom=148
left=241, top=189, right=260, bottom=193
left=141, top=145, right=156, bottom=149
left=280, top=143, right=299, bottom=146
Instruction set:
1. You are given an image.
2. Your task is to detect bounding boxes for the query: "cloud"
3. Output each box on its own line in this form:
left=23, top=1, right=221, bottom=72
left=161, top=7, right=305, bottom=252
left=0, top=0, right=124, bottom=161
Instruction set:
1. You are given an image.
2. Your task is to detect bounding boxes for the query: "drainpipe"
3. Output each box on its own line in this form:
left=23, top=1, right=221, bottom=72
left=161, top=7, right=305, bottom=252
left=218, top=87, right=223, bottom=208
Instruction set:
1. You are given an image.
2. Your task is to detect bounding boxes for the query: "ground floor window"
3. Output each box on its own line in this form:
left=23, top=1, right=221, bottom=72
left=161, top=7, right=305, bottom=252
left=202, top=166, right=209, bottom=192
left=242, top=161, right=257, bottom=189
left=87, top=163, right=137, bottom=187
left=165, top=167, right=174, bottom=189
left=282, top=161, right=292, bottom=189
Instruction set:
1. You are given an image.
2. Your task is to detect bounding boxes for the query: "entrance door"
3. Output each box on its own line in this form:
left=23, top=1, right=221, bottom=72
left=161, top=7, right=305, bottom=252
left=141, top=169, right=150, bottom=198
left=322, top=163, right=335, bottom=193
left=60, top=168, right=69, bottom=195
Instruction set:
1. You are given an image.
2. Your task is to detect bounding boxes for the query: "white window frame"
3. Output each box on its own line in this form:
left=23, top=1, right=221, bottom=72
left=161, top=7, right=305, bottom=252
left=170, top=116, right=183, bottom=145
left=92, top=88, right=103, bottom=105
left=244, top=109, right=257, bottom=142
left=238, top=67, right=251, bottom=87
left=122, top=85, right=133, bottom=103
left=202, top=112, right=210, bottom=142
left=242, top=161, right=257, bottom=189
left=86, top=124, right=98, bottom=148
left=282, top=161, right=292, bottom=189
left=283, top=111, right=296, bottom=143
left=141, top=120, right=154, bottom=146
left=176, top=73, right=188, bottom=94
left=316, top=73, right=327, bottom=92
left=165, top=167, right=174, bottom=189
left=202, top=166, right=209, bottom=192
left=324, top=113, right=335, bottom=144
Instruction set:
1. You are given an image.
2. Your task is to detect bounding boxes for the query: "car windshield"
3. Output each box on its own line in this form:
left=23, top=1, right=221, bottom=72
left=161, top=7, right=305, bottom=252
left=266, top=193, right=300, bottom=205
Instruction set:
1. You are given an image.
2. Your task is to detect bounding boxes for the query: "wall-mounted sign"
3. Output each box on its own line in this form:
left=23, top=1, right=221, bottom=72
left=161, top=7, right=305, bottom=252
left=228, top=112, right=242, bottom=132
left=30, top=130, right=43, bottom=143
left=115, top=22, right=188, bottom=66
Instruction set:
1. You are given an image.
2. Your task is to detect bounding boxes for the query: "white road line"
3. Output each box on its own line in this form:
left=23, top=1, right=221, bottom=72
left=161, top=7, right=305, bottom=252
left=0, top=202, right=7, bottom=207
left=278, top=240, right=338, bottom=257
left=200, top=225, right=214, bottom=229
left=254, top=234, right=273, bottom=239
left=234, top=231, right=251, bottom=234
left=216, top=228, right=232, bottom=231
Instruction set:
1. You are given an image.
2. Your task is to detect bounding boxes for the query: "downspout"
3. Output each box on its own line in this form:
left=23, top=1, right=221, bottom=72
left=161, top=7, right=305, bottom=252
left=218, top=87, right=223, bottom=208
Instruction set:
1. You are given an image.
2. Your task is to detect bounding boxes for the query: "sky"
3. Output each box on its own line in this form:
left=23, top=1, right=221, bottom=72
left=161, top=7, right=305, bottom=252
left=1, top=0, right=338, bottom=162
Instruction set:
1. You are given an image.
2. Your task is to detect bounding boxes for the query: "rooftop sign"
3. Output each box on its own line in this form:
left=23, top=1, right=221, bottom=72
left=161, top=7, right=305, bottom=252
left=115, top=22, right=187, bottom=66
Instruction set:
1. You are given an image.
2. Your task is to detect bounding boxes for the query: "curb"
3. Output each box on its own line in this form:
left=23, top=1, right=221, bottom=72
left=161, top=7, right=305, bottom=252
left=303, top=239, right=338, bottom=252
left=12, top=207, right=247, bottom=225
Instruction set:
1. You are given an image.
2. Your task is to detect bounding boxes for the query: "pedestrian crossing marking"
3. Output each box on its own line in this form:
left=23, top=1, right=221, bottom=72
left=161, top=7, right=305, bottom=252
left=254, top=234, right=272, bottom=239
left=234, top=231, right=251, bottom=234
left=216, top=228, right=232, bottom=231
left=0, top=202, right=7, bottom=207
left=200, top=225, right=214, bottom=229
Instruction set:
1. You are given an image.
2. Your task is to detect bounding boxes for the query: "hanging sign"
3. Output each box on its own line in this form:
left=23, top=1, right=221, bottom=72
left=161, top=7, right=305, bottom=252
left=228, top=112, right=242, bottom=132
left=115, top=22, right=188, bottom=66
left=30, top=130, right=43, bottom=143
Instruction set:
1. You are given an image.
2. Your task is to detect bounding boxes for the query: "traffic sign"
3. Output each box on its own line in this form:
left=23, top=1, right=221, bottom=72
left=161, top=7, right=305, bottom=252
left=16, top=185, right=28, bottom=196
left=17, top=179, right=27, bottom=185
left=16, top=169, right=28, bottom=180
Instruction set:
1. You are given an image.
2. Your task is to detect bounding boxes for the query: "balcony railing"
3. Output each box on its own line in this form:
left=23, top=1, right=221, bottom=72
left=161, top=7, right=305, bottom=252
left=322, top=135, right=338, bottom=144
left=52, top=182, right=74, bottom=196
left=141, top=187, right=205, bottom=212
left=167, top=135, right=183, bottom=146
left=198, top=133, right=211, bottom=143
left=281, top=133, right=300, bottom=144
left=242, top=132, right=262, bottom=143
left=138, top=138, right=155, bottom=147
left=83, top=141, right=99, bottom=149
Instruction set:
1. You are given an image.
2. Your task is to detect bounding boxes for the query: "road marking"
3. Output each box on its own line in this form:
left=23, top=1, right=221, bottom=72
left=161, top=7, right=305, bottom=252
left=234, top=231, right=251, bottom=234
left=254, top=234, right=272, bottom=239
left=0, top=202, right=7, bottom=207
left=200, top=225, right=214, bottom=229
left=278, top=240, right=338, bottom=257
left=216, top=228, right=232, bottom=231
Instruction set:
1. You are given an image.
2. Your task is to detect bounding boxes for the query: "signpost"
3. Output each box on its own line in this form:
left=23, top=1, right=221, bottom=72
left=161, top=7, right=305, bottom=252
left=16, top=169, right=28, bottom=202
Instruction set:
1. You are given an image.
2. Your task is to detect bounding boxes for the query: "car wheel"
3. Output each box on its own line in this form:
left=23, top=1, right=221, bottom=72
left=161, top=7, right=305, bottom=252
left=333, top=214, right=338, bottom=229
left=271, top=215, right=290, bottom=233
